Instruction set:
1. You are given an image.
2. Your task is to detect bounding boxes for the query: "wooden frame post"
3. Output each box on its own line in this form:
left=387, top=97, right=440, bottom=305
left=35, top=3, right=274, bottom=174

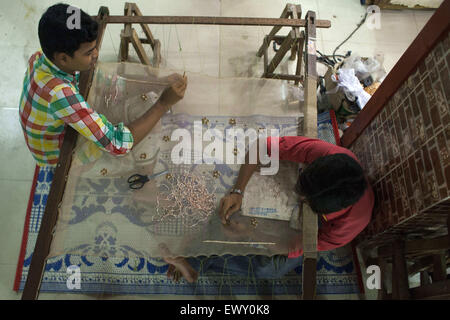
left=301, top=11, right=319, bottom=300
left=119, top=2, right=161, bottom=67
left=391, top=239, right=411, bottom=299
left=295, top=32, right=305, bottom=85
left=256, top=5, right=290, bottom=57
left=289, top=4, right=302, bottom=61
left=258, top=3, right=307, bottom=84
left=119, top=3, right=133, bottom=62
left=21, top=7, right=109, bottom=300
left=301, top=203, right=318, bottom=299
left=266, top=30, right=296, bottom=75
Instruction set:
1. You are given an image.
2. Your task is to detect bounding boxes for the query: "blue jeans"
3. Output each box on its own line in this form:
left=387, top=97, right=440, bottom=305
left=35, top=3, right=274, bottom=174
left=186, top=210, right=321, bottom=279
left=187, top=254, right=303, bottom=279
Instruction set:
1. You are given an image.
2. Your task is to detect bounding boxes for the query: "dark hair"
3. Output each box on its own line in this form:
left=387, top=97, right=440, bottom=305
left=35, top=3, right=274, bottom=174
left=38, top=3, right=98, bottom=60
left=296, top=153, right=367, bottom=214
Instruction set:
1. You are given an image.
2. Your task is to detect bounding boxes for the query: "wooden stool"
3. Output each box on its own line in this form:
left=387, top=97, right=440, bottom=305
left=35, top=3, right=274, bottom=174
left=370, top=215, right=450, bottom=299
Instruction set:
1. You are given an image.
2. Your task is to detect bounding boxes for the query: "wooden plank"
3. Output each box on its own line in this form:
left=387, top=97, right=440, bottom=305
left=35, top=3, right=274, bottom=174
left=302, top=203, right=318, bottom=255
left=104, top=15, right=331, bottom=28
left=408, top=255, right=434, bottom=275
left=377, top=255, right=388, bottom=299
left=119, top=3, right=133, bottom=62
left=303, top=11, right=318, bottom=139
left=256, top=4, right=290, bottom=57
left=301, top=202, right=317, bottom=300
left=292, top=5, right=303, bottom=66
left=447, top=213, right=450, bottom=238
left=21, top=129, right=77, bottom=300
left=289, top=40, right=298, bottom=61
left=289, top=39, right=298, bottom=61
left=410, top=279, right=450, bottom=299
left=263, top=45, right=268, bottom=75
left=119, top=30, right=130, bottom=61
left=153, top=39, right=161, bottom=68
left=432, top=253, right=447, bottom=282
left=289, top=4, right=301, bottom=61
left=295, top=32, right=305, bottom=85
left=301, top=257, right=317, bottom=299
left=266, top=30, right=295, bottom=74
left=131, top=3, right=156, bottom=49
left=265, top=73, right=303, bottom=82
left=138, top=37, right=153, bottom=44
left=301, top=13, right=318, bottom=300
left=21, top=7, right=109, bottom=300
left=378, top=236, right=450, bottom=258
left=340, top=0, right=450, bottom=148
left=291, top=4, right=301, bottom=38
left=130, top=28, right=152, bottom=65
left=391, top=240, right=411, bottom=299
left=128, top=2, right=162, bottom=68
left=257, top=36, right=271, bottom=59
left=138, top=36, right=162, bottom=65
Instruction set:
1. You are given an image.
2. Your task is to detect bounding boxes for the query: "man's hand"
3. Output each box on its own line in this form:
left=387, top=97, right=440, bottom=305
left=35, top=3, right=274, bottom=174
left=158, top=73, right=187, bottom=108
left=219, top=193, right=243, bottom=224
left=166, top=73, right=185, bottom=85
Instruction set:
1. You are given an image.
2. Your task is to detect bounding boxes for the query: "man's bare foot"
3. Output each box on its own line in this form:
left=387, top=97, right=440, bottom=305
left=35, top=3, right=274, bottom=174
left=159, top=243, right=198, bottom=283
left=167, top=264, right=182, bottom=282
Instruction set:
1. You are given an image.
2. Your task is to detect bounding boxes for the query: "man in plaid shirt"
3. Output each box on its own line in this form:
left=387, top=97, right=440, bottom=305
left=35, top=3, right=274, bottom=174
left=19, top=4, right=187, bottom=166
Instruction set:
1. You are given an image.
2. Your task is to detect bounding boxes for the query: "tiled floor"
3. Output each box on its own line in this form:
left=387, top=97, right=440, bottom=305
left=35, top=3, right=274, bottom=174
left=0, top=0, right=435, bottom=300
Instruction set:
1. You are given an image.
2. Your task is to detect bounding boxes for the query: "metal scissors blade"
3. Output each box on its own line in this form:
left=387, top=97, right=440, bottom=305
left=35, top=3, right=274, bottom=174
left=128, top=170, right=168, bottom=190
left=148, top=170, right=169, bottom=180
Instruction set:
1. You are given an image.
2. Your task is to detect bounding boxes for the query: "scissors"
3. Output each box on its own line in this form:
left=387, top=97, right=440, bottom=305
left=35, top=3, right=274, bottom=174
left=127, top=170, right=168, bottom=190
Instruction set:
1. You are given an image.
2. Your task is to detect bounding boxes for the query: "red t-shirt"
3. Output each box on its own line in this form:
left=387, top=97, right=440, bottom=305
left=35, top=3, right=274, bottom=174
left=266, top=136, right=374, bottom=258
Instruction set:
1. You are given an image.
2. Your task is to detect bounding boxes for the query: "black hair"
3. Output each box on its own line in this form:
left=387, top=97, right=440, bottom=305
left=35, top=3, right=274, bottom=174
left=295, top=153, right=367, bottom=214
left=38, top=3, right=98, bottom=60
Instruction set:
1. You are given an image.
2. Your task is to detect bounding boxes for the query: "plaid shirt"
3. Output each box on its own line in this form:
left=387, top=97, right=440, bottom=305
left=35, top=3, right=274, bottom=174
left=19, top=50, right=134, bottom=166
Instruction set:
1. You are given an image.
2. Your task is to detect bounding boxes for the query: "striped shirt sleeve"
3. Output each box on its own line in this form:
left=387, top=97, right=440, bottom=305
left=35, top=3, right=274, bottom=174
left=49, top=84, right=134, bottom=155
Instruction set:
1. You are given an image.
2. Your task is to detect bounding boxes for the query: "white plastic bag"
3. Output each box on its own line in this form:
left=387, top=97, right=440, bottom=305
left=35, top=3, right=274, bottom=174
left=331, top=68, right=372, bottom=109
left=344, top=54, right=381, bottom=81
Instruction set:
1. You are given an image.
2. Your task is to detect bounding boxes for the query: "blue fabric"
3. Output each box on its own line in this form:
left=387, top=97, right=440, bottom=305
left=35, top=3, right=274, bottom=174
left=187, top=207, right=324, bottom=280
left=188, top=255, right=304, bottom=279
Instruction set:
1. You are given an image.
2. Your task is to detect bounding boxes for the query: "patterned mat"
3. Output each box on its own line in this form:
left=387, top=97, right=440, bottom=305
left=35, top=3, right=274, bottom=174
left=14, top=110, right=362, bottom=297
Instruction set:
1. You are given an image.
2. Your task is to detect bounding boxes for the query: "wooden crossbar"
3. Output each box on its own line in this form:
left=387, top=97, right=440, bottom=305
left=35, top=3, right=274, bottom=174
left=104, top=15, right=331, bottom=28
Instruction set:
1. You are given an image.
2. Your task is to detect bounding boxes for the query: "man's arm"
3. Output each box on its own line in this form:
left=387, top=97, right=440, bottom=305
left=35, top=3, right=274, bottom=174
left=219, top=163, right=256, bottom=224
left=50, top=86, right=134, bottom=155
left=49, top=74, right=186, bottom=155
left=219, top=140, right=264, bottom=224
left=128, top=74, right=187, bottom=146
left=219, top=135, right=338, bottom=223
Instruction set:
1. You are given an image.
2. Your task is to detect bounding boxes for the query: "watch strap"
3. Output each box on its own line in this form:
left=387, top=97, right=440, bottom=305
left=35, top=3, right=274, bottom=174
left=230, top=188, right=244, bottom=196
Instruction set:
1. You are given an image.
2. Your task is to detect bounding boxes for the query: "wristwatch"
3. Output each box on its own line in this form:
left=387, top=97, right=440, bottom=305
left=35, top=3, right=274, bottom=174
left=230, top=188, right=244, bottom=196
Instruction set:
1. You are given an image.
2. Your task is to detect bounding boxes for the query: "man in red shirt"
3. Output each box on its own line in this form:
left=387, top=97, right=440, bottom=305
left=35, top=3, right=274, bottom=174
left=221, top=136, right=374, bottom=257
left=164, top=136, right=374, bottom=282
